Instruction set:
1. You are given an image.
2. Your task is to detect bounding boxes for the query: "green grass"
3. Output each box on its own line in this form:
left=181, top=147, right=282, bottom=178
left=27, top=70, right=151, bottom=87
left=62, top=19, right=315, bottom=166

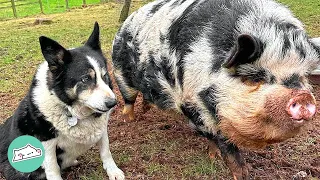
left=146, top=163, right=168, bottom=176
left=182, top=156, right=227, bottom=178
left=0, top=2, right=126, bottom=96
left=0, top=0, right=102, bottom=20
left=277, top=0, right=320, bottom=36
left=79, top=168, right=106, bottom=180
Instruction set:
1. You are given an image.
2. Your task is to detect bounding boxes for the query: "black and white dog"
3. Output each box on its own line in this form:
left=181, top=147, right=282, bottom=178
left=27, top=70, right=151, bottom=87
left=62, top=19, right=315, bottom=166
left=0, top=22, right=124, bottom=180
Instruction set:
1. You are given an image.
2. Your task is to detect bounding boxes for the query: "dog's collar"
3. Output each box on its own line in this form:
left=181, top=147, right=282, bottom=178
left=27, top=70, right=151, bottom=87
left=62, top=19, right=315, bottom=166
left=66, top=108, right=78, bottom=127
left=66, top=107, right=103, bottom=127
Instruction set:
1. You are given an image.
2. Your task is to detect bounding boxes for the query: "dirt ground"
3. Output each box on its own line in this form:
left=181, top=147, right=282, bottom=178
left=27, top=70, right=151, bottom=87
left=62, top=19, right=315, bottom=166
left=0, top=75, right=319, bottom=180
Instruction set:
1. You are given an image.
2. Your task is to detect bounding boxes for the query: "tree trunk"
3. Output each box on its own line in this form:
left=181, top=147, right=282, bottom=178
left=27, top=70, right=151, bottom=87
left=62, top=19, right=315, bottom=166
left=119, top=0, right=131, bottom=23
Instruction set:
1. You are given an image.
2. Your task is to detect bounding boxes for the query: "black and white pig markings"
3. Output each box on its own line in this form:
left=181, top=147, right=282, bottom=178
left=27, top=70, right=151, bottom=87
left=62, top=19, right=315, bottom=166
left=112, top=0, right=320, bottom=179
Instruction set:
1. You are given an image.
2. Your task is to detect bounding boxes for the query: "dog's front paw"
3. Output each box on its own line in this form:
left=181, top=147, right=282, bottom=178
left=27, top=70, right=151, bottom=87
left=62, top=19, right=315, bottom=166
left=46, top=175, right=63, bottom=180
left=106, top=166, right=125, bottom=180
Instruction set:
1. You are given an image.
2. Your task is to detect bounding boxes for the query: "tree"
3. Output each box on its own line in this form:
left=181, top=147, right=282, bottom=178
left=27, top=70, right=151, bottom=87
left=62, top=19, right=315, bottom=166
left=119, top=0, right=131, bottom=23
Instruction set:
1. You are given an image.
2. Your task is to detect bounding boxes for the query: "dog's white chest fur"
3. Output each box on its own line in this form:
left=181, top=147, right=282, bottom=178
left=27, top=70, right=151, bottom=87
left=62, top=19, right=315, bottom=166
left=57, top=113, right=108, bottom=144
left=48, top=110, right=110, bottom=170
left=56, top=131, right=101, bottom=169
left=56, top=113, right=108, bottom=149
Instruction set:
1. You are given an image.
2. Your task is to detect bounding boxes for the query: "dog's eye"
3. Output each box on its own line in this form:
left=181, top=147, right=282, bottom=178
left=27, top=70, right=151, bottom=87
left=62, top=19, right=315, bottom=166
left=81, top=75, right=90, bottom=83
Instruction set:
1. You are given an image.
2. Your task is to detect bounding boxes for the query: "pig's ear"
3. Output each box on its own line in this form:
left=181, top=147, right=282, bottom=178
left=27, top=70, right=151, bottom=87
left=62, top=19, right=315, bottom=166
left=223, top=34, right=263, bottom=68
left=86, top=22, right=101, bottom=50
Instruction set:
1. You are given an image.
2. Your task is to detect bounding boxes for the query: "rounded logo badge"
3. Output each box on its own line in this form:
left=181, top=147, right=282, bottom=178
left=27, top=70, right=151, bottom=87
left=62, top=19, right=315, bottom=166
left=7, top=135, right=45, bottom=173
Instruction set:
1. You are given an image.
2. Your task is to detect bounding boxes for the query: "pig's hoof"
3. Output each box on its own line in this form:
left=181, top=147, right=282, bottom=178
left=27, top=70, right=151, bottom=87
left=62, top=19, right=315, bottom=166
left=142, top=100, right=156, bottom=113
left=123, top=104, right=135, bottom=121
left=209, top=151, right=216, bottom=159
left=208, top=143, right=221, bottom=160
left=232, top=166, right=249, bottom=180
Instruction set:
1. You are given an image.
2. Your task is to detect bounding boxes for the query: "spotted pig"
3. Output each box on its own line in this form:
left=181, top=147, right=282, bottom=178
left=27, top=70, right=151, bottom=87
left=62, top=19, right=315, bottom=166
left=112, top=0, right=320, bottom=178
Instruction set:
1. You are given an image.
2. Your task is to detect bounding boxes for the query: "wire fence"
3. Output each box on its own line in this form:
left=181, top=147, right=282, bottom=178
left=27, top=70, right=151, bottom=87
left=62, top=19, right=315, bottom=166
left=0, top=0, right=110, bottom=20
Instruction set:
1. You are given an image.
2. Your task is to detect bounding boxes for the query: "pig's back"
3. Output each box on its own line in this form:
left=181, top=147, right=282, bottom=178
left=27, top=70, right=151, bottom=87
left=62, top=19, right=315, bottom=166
left=112, top=0, right=303, bottom=108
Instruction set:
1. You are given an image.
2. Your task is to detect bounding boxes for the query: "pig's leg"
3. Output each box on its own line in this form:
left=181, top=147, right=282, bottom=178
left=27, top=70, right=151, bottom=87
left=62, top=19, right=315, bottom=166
left=210, top=132, right=249, bottom=180
left=181, top=102, right=248, bottom=179
left=142, top=99, right=157, bottom=113
left=114, top=71, right=138, bottom=121
left=208, top=141, right=221, bottom=159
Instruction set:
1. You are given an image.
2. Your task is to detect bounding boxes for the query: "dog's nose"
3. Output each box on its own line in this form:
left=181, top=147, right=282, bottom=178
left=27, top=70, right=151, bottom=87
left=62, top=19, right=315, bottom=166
left=105, top=98, right=117, bottom=109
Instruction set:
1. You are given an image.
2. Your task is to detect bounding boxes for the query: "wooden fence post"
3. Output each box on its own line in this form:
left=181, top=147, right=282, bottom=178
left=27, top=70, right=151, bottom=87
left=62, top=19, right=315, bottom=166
left=119, top=0, right=131, bottom=23
left=10, top=0, right=17, bottom=18
left=39, top=0, right=43, bottom=13
left=65, top=0, right=69, bottom=9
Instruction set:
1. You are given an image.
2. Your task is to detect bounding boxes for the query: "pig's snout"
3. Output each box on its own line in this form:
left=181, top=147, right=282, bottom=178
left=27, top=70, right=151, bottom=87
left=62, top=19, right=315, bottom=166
left=286, top=91, right=316, bottom=121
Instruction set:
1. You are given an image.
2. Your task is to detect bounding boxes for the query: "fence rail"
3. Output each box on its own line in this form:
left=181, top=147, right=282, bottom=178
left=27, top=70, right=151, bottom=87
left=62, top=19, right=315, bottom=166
left=0, top=0, right=107, bottom=19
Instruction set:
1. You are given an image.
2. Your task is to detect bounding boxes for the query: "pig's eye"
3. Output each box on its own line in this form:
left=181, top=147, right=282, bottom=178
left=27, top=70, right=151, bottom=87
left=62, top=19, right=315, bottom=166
left=241, top=76, right=264, bottom=86
left=233, top=64, right=273, bottom=85
left=282, top=73, right=302, bottom=89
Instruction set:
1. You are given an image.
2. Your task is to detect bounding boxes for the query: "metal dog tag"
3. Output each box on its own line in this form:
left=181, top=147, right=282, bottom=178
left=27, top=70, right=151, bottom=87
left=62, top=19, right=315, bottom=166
left=66, top=106, right=78, bottom=127
left=67, top=116, right=78, bottom=127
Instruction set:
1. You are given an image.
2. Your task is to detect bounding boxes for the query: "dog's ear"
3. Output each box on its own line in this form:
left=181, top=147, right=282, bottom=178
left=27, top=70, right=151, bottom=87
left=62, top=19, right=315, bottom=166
left=223, top=34, right=263, bottom=68
left=86, top=22, right=101, bottom=50
left=39, top=36, right=71, bottom=73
